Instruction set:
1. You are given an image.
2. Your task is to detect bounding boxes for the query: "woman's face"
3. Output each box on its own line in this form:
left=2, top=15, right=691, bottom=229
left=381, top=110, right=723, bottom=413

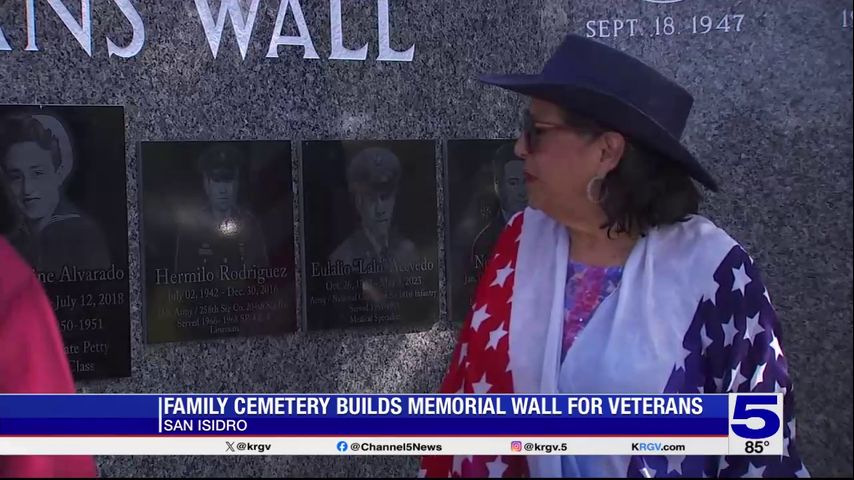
left=3, top=141, right=62, bottom=221
left=514, top=99, right=618, bottom=223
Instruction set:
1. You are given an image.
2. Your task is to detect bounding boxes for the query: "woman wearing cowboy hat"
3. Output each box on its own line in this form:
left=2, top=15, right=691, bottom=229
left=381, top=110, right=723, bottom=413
left=421, top=34, right=808, bottom=478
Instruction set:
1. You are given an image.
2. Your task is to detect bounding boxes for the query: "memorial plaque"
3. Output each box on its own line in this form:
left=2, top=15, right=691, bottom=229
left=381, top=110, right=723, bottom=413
left=302, top=140, right=439, bottom=331
left=0, top=105, right=130, bottom=379
left=446, top=140, right=527, bottom=324
left=141, top=141, right=296, bottom=343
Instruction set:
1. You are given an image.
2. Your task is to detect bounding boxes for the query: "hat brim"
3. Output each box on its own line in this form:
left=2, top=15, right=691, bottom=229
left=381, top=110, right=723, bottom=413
left=479, top=73, right=718, bottom=192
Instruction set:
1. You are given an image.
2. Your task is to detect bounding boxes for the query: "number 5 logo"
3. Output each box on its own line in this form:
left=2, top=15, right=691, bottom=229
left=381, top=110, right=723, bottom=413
left=731, top=395, right=781, bottom=439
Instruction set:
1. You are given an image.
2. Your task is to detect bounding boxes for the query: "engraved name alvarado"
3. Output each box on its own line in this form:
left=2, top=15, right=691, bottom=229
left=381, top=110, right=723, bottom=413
left=41, top=264, right=126, bottom=317
left=37, top=264, right=126, bottom=283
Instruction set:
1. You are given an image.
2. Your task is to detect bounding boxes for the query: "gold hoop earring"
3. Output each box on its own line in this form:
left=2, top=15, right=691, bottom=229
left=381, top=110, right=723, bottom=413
left=586, top=175, right=608, bottom=203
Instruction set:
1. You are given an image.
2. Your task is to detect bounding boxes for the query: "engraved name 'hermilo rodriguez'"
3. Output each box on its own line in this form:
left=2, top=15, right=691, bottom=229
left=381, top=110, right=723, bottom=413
left=153, top=264, right=288, bottom=286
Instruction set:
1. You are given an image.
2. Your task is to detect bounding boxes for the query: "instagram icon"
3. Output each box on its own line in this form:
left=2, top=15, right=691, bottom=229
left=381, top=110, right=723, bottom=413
left=511, top=441, right=523, bottom=452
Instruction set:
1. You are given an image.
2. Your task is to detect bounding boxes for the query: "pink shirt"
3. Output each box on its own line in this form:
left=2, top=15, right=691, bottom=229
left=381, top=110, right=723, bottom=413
left=0, top=237, right=97, bottom=477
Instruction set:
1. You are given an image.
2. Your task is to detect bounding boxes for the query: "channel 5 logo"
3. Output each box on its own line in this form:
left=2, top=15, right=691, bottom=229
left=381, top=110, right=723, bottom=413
left=729, top=394, right=782, bottom=439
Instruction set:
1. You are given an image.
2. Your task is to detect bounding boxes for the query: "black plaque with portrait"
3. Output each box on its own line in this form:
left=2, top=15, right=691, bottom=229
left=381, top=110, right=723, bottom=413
left=302, top=140, right=439, bottom=331
left=141, top=141, right=296, bottom=343
left=0, top=105, right=130, bottom=379
left=446, top=140, right=527, bottom=324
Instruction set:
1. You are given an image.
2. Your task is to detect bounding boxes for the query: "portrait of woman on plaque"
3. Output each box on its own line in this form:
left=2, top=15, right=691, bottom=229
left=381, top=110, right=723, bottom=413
left=0, top=111, right=110, bottom=275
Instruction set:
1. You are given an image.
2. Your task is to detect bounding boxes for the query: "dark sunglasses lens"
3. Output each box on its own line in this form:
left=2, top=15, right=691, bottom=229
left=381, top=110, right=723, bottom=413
left=523, top=114, right=536, bottom=150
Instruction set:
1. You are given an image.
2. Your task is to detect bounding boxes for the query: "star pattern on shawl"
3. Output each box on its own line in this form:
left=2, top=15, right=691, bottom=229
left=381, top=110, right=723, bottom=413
left=420, top=214, right=527, bottom=478
left=424, top=227, right=809, bottom=479
left=491, top=262, right=514, bottom=288
left=629, top=246, right=808, bottom=478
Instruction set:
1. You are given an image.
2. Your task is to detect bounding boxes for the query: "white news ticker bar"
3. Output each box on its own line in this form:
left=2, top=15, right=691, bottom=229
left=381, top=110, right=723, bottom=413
left=0, top=437, right=735, bottom=456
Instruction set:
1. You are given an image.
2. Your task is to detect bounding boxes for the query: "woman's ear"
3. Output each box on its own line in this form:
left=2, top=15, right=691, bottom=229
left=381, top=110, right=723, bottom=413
left=599, top=132, right=626, bottom=174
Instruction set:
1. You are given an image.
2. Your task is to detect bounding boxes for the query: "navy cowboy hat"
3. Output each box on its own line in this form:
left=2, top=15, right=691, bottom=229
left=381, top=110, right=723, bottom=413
left=479, top=34, right=718, bottom=192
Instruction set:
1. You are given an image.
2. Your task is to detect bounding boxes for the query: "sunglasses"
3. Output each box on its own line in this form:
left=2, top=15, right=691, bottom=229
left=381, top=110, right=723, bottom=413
left=521, top=111, right=604, bottom=152
left=521, top=112, right=539, bottom=152
left=521, top=111, right=570, bottom=152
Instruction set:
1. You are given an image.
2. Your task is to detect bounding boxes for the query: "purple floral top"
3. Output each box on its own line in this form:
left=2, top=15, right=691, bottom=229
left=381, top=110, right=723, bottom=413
left=561, top=260, right=624, bottom=362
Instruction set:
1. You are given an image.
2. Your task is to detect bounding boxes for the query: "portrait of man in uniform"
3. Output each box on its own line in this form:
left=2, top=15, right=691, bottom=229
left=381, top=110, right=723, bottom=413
left=329, top=146, right=419, bottom=267
left=0, top=111, right=111, bottom=274
left=142, top=140, right=294, bottom=343
left=469, top=143, right=528, bottom=264
left=173, top=144, right=269, bottom=273
left=0, top=105, right=129, bottom=379
left=303, top=139, right=438, bottom=331
left=447, top=140, right=528, bottom=324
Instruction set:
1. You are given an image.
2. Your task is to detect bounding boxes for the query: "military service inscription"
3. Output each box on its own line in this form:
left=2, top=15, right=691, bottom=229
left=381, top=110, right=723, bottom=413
left=302, top=140, right=439, bottom=331
left=141, top=141, right=296, bottom=343
left=0, top=105, right=130, bottom=378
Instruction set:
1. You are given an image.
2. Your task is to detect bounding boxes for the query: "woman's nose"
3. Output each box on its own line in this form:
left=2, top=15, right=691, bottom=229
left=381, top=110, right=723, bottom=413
left=514, top=135, right=528, bottom=159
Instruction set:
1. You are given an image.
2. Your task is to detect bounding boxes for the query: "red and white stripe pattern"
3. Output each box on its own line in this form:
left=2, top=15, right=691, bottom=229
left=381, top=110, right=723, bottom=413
left=420, top=213, right=528, bottom=478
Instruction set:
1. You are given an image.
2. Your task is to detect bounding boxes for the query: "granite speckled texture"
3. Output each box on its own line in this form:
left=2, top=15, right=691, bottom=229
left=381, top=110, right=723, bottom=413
left=565, top=2, right=852, bottom=477
left=1, top=0, right=851, bottom=477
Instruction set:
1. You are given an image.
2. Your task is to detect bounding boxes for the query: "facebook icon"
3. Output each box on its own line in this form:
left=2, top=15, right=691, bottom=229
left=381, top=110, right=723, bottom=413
left=336, top=441, right=348, bottom=452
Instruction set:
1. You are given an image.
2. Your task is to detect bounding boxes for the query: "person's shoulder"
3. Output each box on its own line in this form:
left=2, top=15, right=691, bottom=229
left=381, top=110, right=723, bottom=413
left=645, top=215, right=766, bottom=300
left=390, top=233, right=419, bottom=262
left=472, top=213, right=505, bottom=247
left=329, top=232, right=360, bottom=264
left=238, top=208, right=266, bottom=233
left=672, top=217, right=766, bottom=283
left=45, top=211, right=103, bottom=240
left=502, top=208, right=527, bottom=237
left=648, top=214, right=739, bottom=260
left=651, top=214, right=734, bottom=242
left=336, top=230, right=362, bottom=249
left=237, top=207, right=259, bottom=222
left=389, top=228, right=415, bottom=247
left=484, top=208, right=526, bottom=257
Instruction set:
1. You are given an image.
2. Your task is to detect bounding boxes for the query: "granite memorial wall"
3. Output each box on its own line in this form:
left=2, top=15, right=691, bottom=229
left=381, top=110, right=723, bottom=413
left=1, top=0, right=851, bottom=477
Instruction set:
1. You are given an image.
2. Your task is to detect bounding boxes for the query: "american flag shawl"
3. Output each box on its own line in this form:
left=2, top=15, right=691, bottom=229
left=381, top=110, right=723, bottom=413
left=420, top=208, right=808, bottom=478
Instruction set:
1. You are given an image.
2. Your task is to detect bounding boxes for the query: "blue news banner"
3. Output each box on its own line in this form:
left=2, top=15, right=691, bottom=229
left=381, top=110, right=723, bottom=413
left=0, top=394, right=783, bottom=456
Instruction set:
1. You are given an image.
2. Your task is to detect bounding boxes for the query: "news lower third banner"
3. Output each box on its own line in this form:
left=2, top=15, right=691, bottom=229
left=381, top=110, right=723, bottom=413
left=0, top=394, right=782, bottom=456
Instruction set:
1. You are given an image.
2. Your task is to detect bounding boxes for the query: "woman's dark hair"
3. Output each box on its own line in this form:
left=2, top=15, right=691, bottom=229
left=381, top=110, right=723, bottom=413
left=562, top=110, right=702, bottom=236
